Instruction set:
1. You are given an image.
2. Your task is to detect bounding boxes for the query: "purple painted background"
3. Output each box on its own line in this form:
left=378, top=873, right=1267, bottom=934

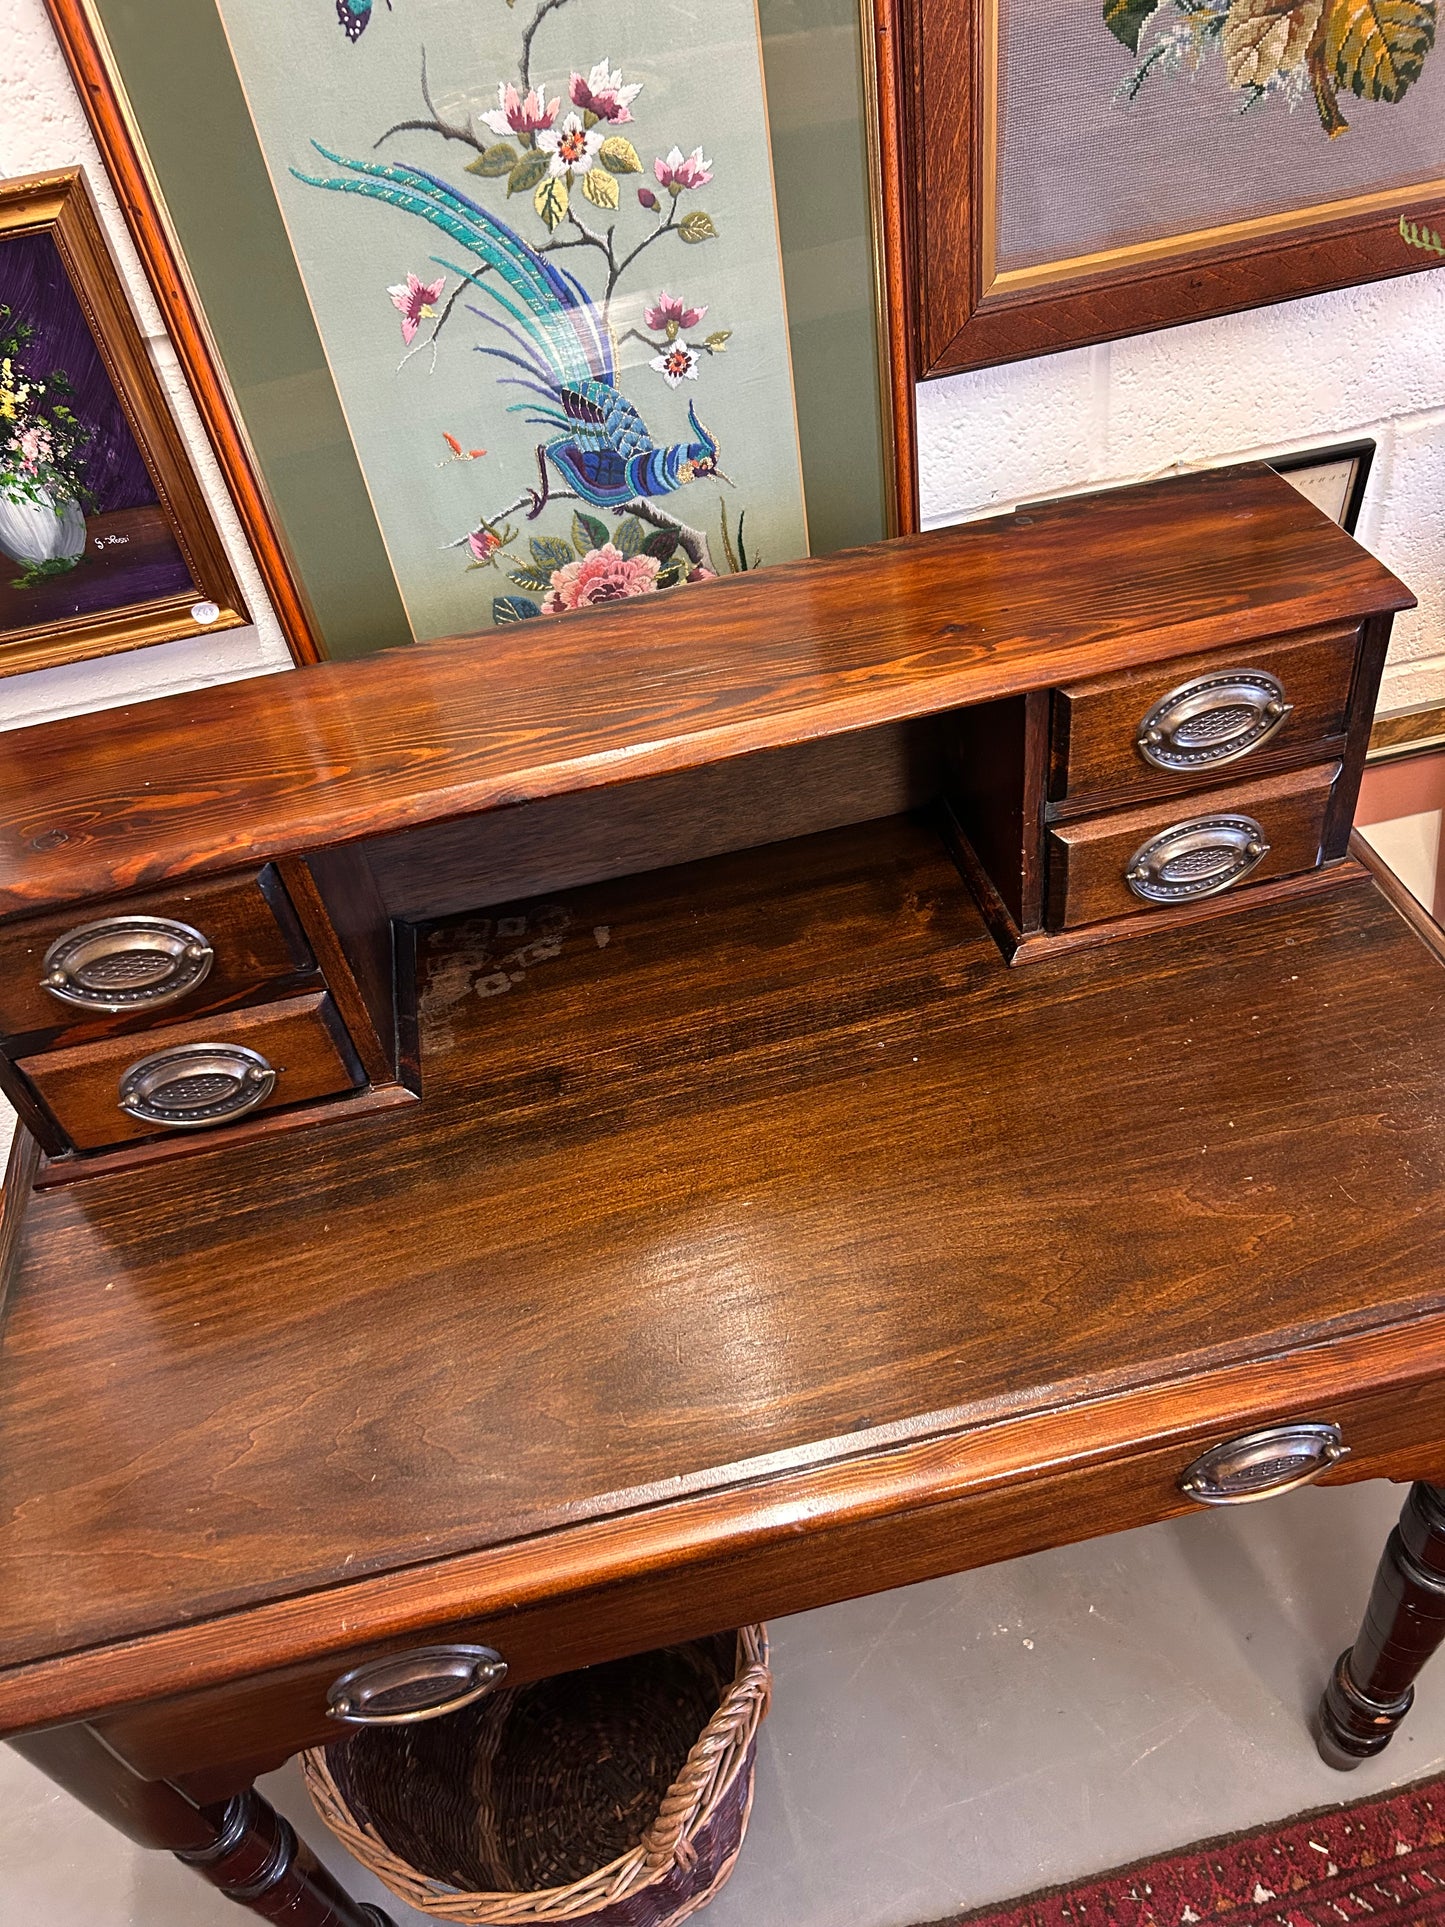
left=0, top=228, right=196, bottom=632
left=2, top=230, right=156, bottom=512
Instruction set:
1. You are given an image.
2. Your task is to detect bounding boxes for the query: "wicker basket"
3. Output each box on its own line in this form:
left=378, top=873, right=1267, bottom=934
left=302, top=1627, right=771, bottom=1926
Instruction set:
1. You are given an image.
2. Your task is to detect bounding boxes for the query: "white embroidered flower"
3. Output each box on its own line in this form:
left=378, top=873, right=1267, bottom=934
left=536, top=111, right=605, bottom=177
left=649, top=344, right=701, bottom=387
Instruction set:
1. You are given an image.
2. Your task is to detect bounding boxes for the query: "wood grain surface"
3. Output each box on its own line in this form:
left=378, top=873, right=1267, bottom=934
left=0, top=468, right=1410, bottom=918
left=3, top=816, right=1445, bottom=1733
left=1044, top=760, right=1339, bottom=929
left=20, top=991, right=361, bottom=1150
left=0, top=866, right=314, bottom=1052
left=1051, top=623, right=1360, bottom=805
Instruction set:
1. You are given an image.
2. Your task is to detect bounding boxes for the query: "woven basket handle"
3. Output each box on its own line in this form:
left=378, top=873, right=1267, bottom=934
left=638, top=1630, right=772, bottom=1873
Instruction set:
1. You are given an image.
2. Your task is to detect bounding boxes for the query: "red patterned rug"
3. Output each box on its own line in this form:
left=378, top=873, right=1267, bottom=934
left=942, top=1775, right=1445, bottom=1926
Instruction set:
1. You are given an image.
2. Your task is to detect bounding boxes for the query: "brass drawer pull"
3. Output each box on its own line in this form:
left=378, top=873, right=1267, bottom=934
left=1125, top=814, right=1269, bottom=903
left=118, top=1042, right=276, bottom=1130
left=1180, top=1423, right=1349, bottom=1505
left=327, top=1645, right=508, bottom=1725
left=1136, top=669, right=1293, bottom=772
left=42, top=916, right=214, bottom=1013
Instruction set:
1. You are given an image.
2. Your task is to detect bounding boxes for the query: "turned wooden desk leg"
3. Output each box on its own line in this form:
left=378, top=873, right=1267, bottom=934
left=1318, top=1483, right=1445, bottom=1770
left=9, top=1726, right=395, bottom=1925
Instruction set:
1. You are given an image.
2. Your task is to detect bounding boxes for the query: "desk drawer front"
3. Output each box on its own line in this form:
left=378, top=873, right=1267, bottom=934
left=1045, top=761, right=1338, bottom=931
left=89, top=1376, right=1445, bottom=1784
left=1051, top=624, right=1359, bottom=805
left=0, top=867, right=314, bottom=1047
left=18, top=992, right=362, bottom=1150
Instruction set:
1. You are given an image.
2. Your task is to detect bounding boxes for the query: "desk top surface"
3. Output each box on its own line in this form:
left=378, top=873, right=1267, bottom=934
left=1, top=816, right=1443, bottom=1714
left=0, top=465, right=1410, bottom=918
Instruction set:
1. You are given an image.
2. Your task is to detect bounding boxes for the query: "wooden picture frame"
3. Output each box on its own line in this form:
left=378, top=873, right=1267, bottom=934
left=43, top=4, right=326, bottom=663
left=47, top=0, right=915, bottom=649
left=0, top=169, right=253, bottom=676
left=883, top=0, right=1445, bottom=382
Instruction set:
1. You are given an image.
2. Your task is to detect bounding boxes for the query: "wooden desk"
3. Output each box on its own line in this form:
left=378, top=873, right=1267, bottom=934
left=2, top=467, right=1443, bottom=1924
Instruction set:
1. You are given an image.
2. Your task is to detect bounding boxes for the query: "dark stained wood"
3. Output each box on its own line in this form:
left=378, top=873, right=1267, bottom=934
left=93, top=1370, right=1445, bottom=1783
left=279, top=853, right=393, bottom=1086
left=1050, top=623, right=1360, bottom=806
left=0, top=1125, right=40, bottom=1339
left=944, top=693, right=1048, bottom=932
left=42, top=4, right=327, bottom=666
left=367, top=721, right=944, bottom=921
left=0, top=468, right=1410, bottom=919
left=1044, top=761, right=1339, bottom=930
left=870, top=0, right=922, bottom=532
left=901, top=0, right=1445, bottom=378
left=4, top=822, right=1445, bottom=1743
left=1323, top=612, right=1396, bottom=859
left=1008, top=857, right=1361, bottom=966
left=0, top=865, right=315, bottom=1053
left=31, top=1081, right=417, bottom=1190
left=20, top=991, right=361, bottom=1150
left=1318, top=1485, right=1445, bottom=1770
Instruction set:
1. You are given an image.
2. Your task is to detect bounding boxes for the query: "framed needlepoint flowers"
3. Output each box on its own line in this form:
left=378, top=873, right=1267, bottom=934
left=889, top=0, right=1445, bottom=378
left=0, top=170, right=246, bottom=676
left=49, top=0, right=908, bottom=653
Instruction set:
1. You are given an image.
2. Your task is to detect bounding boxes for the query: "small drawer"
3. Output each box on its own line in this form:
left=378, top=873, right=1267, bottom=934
left=1045, top=761, right=1338, bottom=931
left=18, top=992, right=362, bottom=1151
left=1050, top=623, right=1360, bottom=804
left=0, top=867, right=314, bottom=1046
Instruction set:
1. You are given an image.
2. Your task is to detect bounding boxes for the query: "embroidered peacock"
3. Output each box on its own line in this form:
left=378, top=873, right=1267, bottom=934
left=293, top=146, right=724, bottom=518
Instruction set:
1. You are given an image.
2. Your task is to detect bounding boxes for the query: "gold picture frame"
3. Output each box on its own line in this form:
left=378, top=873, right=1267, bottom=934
left=0, top=168, right=249, bottom=677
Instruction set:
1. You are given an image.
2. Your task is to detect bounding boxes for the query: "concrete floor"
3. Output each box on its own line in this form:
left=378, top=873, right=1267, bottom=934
left=6, top=1479, right=1445, bottom=1927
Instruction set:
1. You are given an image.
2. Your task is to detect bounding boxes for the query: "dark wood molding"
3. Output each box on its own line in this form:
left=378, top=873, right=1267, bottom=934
left=41, top=0, right=326, bottom=666
left=900, top=0, right=1445, bottom=379
left=0, top=467, right=1411, bottom=919
left=870, top=0, right=921, bottom=533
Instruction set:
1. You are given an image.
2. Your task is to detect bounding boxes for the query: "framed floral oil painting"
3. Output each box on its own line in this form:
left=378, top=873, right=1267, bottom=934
left=45, top=0, right=898, bottom=658
left=0, top=171, right=247, bottom=676
left=893, top=0, right=1445, bottom=376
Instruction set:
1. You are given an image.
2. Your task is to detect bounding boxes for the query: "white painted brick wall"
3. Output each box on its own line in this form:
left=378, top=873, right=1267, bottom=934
left=918, top=274, right=1445, bottom=711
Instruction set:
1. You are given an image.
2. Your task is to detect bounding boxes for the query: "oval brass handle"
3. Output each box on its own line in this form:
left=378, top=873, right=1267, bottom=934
left=1136, top=669, right=1293, bottom=773
left=117, top=1042, right=276, bottom=1131
left=1180, top=1423, right=1349, bottom=1505
left=42, top=915, right=214, bottom=1014
left=327, top=1645, right=508, bottom=1725
left=1125, top=814, right=1270, bottom=904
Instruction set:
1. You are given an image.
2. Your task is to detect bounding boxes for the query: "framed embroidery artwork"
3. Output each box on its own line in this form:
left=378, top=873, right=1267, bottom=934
left=889, top=0, right=1445, bottom=377
left=46, top=0, right=902, bottom=655
left=0, top=170, right=246, bottom=676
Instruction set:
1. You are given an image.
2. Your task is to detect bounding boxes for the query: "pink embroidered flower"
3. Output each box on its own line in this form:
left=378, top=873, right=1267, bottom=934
left=542, top=543, right=660, bottom=612
left=480, top=82, right=559, bottom=137
left=467, top=525, right=504, bottom=564
left=654, top=145, right=713, bottom=193
left=649, top=343, right=701, bottom=387
left=537, top=111, right=605, bottom=178
left=686, top=566, right=717, bottom=583
left=386, top=272, right=445, bottom=345
left=569, top=59, right=642, bottom=123
left=643, top=291, right=707, bottom=335
left=637, top=186, right=659, bottom=210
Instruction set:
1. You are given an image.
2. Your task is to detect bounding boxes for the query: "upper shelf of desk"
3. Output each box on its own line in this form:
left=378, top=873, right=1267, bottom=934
left=0, top=466, right=1411, bottom=918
